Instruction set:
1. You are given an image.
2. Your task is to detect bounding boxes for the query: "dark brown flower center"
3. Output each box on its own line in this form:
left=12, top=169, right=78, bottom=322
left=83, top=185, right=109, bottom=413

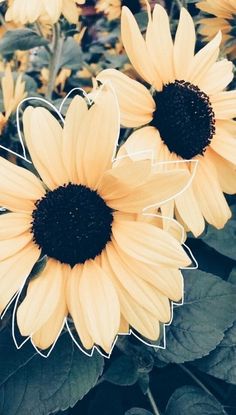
left=151, top=80, right=215, bottom=159
left=31, top=183, right=113, bottom=267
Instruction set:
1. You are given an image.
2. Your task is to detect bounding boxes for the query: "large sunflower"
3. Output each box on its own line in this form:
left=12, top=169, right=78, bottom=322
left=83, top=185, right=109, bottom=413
left=0, top=85, right=191, bottom=354
left=97, top=5, right=236, bottom=237
left=0, top=0, right=85, bottom=24
left=197, top=0, right=236, bottom=58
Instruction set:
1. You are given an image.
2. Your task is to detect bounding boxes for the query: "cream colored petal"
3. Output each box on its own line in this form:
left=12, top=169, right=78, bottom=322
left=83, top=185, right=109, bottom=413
left=117, top=126, right=159, bottom=162
left=79, top=260, right=120, bottom=353
left=98, top=159, right=152, bottom=201
left=23, top=106, right=69, bottom=190
left=211, top=91, right=236, bottom=119
left=188, top=32, right=222, bottom=84
left=0, top=212, right=32, bottom=239
left=76, top=84, right=120, bottom=189
left=66, top=265, right=94, bottom=350
left=210, top=148, right=236, bottom=194
left=192, top=152, right=231, bottom=228
left=43, top=0, right=62, bottom=23
left=174, top=8, right=196, bottom=79
left=97, top=69, right=155, bottom=128
left=62, top=96, right=88, bottom=183
left=0, top=155, right=45, bottom=212
left=32, top=303, right=67, bottom=350
left=121, top=6, right=158, bottom=87
left=62, top=0, right=78, bottom=23
left=0, top=242, right=40, bottom=313
left=101, top=250, right=160, bottom=340
left=106, top=243, right=170, bottom=322
left=198, top=60, right=233, bottom=95
left=1, top=64, right=14, bottom=114
left=17, top=259, right=65, bottom=336
left=119, top=315, right=129, bottom=334
left=113, top=240, right=183, bottom=301
left=107, top=168, right=192, bottom=213
left=146, top=5, right=174, bottom=84
left=211, top=131, right=236, bottom=165
left=0, top=232, right=35, bottom=262
left=112, top=218, right=191, bottom=268
left=175, top=175, right=205, bottom=237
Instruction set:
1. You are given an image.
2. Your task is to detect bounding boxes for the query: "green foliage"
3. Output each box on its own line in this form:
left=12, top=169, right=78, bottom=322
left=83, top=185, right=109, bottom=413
left=0, top=29, right=49, bottom=55
left=158, top=270, right=236, bottom=364
left=165, top=386, right=226, bottom=415
left=0, top=330, right=103, bottom=415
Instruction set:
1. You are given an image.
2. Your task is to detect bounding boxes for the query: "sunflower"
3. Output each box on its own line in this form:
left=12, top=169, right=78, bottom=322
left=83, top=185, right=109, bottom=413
left=96, top=0, right=146, bottom=21
left=197, top=0, right=236, bottom=58
left=0, top=84, right=191, bottom=354
left=97, top=5, right=236, bottom=237
left=0, top=64, right=27, bottom=134
left=0, top=0, right=85, bottom=24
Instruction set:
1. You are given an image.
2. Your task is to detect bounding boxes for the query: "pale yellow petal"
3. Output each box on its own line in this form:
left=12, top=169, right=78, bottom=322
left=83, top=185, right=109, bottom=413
left=62, top=96, right=88, bottom=183
left=146, top=5, right=174, bottom=84
left=76, top=84, right=120, bottom=189
left=97, top=69, right=155, bottom=128
left=121, top=6, right=158, bottom=87
left=210, top=148, right=236, bottom=194
left=66, top=265, right=94, bottom=350
left=106, top=243, right=171, bottom=322
left=23, top=106, right=69, bottom=190
left=188, top=32, right=222, bottom=84
left=112, top=218, right=191, bottom=268
left=174, top=8, right=196, bottom=79
left=198, top=60, right=233, bottom=95
left=79, top=260, right=120, bottom=353
left=0, top=242, right=40, bottom=313
left=192, top=152, right=231, bottom=228
left=17, top=259, right=65, bottom=336
left=211, top=91, right=236, bottom=119
left=0, top=212, right=32, bottom=239
left=0, top=155, right=45, bottom=212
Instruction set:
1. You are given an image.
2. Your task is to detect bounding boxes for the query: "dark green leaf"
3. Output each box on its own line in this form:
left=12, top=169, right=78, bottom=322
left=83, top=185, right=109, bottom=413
left=165, top=386, right=226, bottom=415
left=103, top=355, right=139, bottom=386
left=157, top=270, right=236, bottom=364
left=125, top=409, right=153, bottom=415
left=201, top=205, right=236, bottom=260
left=0, top=29, right=48, bottom=55
left=0, top=329, right=104, bottom=414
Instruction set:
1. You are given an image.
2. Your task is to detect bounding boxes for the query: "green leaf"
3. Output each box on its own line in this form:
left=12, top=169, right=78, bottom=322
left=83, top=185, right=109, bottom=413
left=157, top=270, right=236, bottom=364
left=103, top=355, right=139, bottom=386
left=194, top=320, right=236, bottom=385
left=0, top=29, right=49, bottom=55
left=125, top=409, right=153, bottom=415
left=194, top=267, right=236, bottom=384
left=0, top=329, right=104, bottom=415
left=201, top=205, right=236, bottom=260
left=165, top=386, right=226, bottom=415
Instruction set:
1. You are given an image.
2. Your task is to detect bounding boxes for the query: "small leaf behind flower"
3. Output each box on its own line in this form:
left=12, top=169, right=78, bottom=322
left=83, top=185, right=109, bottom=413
left=0, top=29, right=49, bottom=55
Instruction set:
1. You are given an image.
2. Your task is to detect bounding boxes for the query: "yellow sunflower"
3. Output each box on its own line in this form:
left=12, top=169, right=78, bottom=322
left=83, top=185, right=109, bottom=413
left=197, top=0, right=236, bottom=58
left=97, top=5, right=236, bottom=237
left=0, top=84, right=191, bottom=354
left=96, top=0, right=146, bottom=21
left=0, top=64, right=27, bottom=134
left=0, top=0, right=85, bottom=24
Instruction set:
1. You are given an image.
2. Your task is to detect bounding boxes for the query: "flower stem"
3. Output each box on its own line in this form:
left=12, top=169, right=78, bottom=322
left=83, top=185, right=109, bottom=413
left=35, top=21, right=52, bottom=56
left=46, top=23, right=64, bottom=100
left=146, top=387, right=161, bottom=415
left=179, top=364, right=214, bottom=397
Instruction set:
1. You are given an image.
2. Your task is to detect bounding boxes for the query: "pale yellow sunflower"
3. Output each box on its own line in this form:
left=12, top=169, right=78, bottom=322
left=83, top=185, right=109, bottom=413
left=0, top=0, right=85, bottom=24
left=96, top=0, right=146, bottom=21
left=97, top=5, right=236, bottom=237
left=0, top=64, right=27, bottom=134
left=197, top=0, right=236, bottom=58
left=0, top=84, right=191, bottom=354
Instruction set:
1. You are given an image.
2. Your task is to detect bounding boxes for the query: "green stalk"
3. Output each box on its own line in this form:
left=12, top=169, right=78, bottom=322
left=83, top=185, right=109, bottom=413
left=146, top=387, right=161, bottom=415
left=46, top=23, right=64, bottom=100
